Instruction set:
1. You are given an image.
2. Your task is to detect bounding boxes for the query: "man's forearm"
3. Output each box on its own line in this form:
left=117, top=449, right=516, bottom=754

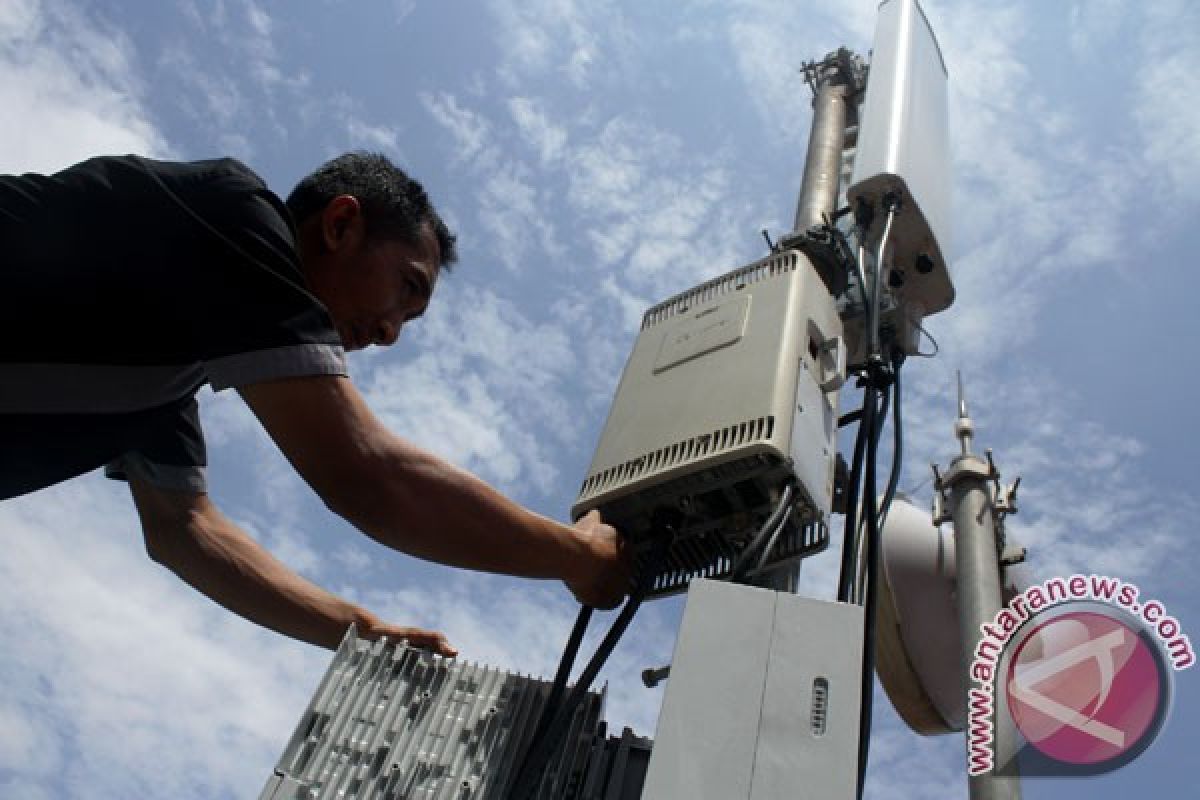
left=238, top=375, right=628, bottom=608
left=130, top=480, right=457, bottom=655
left=329, top=439, right=589, bottom=583
left=139, top=494, right=366, bottom=649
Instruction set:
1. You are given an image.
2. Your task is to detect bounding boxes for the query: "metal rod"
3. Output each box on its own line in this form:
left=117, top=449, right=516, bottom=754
left=774, top=50, right=856, bottom=595
left=792, top=57, right=852, bottom=235
left=941, top=385, right=1022, bottom=800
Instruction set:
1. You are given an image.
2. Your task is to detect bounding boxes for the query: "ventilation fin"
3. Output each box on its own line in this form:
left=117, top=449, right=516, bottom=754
left=641, top=252, right=798, bottom=330
left=578, top=416, right=775, bottom=501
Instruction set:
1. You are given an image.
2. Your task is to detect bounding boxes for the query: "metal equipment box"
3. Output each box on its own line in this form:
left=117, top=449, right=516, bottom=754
left=641, top=579, right=865, bottom=800
left=260, top=631, right=605, bottom=800
left=571, top=251, right=844, bottom=596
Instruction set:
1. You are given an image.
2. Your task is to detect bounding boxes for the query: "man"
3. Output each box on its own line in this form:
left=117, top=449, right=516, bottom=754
left=0, top=152, right=629, bottom=657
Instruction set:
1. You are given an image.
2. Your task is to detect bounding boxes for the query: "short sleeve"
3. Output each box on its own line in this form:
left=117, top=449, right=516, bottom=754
left=151, top=158, right=349, bottom=391
left=105, top=397, right=208, bottom=493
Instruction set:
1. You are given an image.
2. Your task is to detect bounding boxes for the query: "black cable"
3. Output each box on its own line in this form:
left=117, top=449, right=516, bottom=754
left=509, top=598, right=644, bottom=799
left=507, top=531, right=673, bottom=800
left=528, top=605, right=593, bottom=749
left=854, top=201, right=899, bottom=800
left=852, top=383, right=890, bottom=605
left=875, top=382, right=891, bottom=441
left=878, top=356, right=905, bottom=530
left=754, top=515, right=793, bottom=573
left=836, top=393, right=870, bottom=603
left=838, top=408, right=863, bottom=428
left=854, top=382, right=883, bottom=800
left=911, top=319, right=940, bottom=358
left=729, top=483, right=796, bottom=582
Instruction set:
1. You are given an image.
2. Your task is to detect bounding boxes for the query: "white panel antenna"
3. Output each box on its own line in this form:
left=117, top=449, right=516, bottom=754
left=849, top=0, right=954, bottom=316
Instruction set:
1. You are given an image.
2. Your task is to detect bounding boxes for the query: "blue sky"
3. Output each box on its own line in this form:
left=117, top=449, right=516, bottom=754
left=1, top=0, right=1197, bottom=797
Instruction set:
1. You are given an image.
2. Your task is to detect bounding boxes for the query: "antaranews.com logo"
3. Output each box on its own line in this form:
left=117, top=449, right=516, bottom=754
left=966, top=574, right=1192, bottom=777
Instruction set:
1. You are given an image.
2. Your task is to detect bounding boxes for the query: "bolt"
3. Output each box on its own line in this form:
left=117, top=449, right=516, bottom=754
left=642, top=665, right=671, bottom=688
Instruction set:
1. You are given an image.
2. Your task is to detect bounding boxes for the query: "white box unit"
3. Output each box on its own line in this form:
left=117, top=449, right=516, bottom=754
left=848, top=0, right=954, bottom=316
left=572, top=250, right=843, bottom=596
left=641, top=580, right=865, bottom=800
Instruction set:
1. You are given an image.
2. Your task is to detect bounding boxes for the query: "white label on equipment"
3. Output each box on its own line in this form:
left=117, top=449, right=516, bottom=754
left=653, top=294, right=751, bottom=373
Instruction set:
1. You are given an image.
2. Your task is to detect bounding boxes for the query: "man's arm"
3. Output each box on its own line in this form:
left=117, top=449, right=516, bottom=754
left=129, top=477, right=457, bottom=654
left=237, top=375, right=629, bottom=609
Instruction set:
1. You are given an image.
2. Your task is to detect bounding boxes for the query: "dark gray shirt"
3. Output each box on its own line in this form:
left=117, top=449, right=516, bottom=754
left=1, top=155, right=346, bottom=499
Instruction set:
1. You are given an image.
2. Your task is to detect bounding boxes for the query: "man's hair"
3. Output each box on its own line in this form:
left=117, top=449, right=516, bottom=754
left=286, top=151, right=458, bottom=267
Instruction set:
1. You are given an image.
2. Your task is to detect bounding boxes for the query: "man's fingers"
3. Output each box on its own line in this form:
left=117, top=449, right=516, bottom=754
left=402, top=629, right=459, bottom=658
left=563, top=510, right=636, bottom=609
left=367, top=622, right=458, bottom=658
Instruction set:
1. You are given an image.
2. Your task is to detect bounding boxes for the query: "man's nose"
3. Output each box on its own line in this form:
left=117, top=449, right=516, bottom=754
left=374, top=321, right=400, bottom=346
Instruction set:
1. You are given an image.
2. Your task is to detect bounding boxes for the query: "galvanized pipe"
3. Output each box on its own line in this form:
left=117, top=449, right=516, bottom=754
left=792, top=67, right=851, bottom=234
left=947, top=461, right=1022, bottom=800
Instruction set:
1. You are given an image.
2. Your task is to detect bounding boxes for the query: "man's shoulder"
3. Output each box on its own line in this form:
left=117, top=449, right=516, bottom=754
left=118, top=156, right=297, bottom=251
left=144, top=155, right=264, bottom=185
left=114, top=155, right=269, bottom=197
left=39, top=154, right=269, bottom=205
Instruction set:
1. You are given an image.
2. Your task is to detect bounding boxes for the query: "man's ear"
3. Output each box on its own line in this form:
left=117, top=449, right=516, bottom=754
left=320, top=195, right=364, bottom=252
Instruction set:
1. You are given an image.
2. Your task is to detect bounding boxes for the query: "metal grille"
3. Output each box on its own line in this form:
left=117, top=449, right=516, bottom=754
left=576, top=417, right=775, bottom=505
left=261, top=633, right=605, bottom=800
left=589, top=452, right=830, bottom=598
left=640, top=252, right=798, bottom=330
left=641, top=514, right=830, bottom=596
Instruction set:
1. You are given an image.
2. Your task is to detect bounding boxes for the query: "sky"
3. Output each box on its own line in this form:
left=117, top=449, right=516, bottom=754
left=1, top=0, right=1197, bottom=797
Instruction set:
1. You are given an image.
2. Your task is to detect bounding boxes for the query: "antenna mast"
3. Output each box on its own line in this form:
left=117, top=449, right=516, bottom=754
left=934, top=374, right=1024, bottom=800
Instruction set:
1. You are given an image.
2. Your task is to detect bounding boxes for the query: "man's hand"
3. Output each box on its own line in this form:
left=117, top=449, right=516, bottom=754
left=358, top=611, right=458, bottom=658
left=563, top=510, right=632, bottom=610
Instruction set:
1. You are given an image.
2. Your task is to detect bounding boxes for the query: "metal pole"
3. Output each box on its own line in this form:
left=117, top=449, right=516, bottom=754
left=756, top=51, right=857, bottom=596
left=937, top=377, right=1022, bottom=800
left=792, top=53, right=853, bottom=235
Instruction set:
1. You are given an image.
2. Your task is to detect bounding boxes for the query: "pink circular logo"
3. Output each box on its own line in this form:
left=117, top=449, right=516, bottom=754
left=1005, top=610, right=1167, bottom=768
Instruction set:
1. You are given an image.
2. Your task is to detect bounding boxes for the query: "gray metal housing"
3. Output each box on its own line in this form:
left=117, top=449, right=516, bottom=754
left=641, top=579, right=865, bottom=800
left=848, top=0, right=954, bottom=316
left=571, top=251, right=843, bottom=596
left=260, top=631, right=605, bottom=800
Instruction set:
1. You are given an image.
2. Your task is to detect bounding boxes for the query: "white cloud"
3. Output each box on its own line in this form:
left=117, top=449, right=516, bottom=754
left=345, top=116, right=401, bottom=151
left=478, top=160, right=565, bottom=272
left=332, top=542, right=374, bottom=573
left=245, top=0, right=272, bottom=40
left=164, top=0, right=310, bottom=155
left=1134, top=2, right=1200, bottom=200
left=484, top=0, right=632, bottom=88
left=863, top=716, right=963, bottom=799
left=0, top=0, right=166, bottom=173
left=508, top=96, right=568, bottom=164
left=1067, top=0, right=1127, bottom=55
left=421, top=91, right=564, bottom=272
left=361, top=284, right=580, bottom=498
left=0, top=478, right=329, bottom=798
left=420, top=90, right=493, bottom=165
left=566, top=116, right=754, bottom=299
left=393, top=0, right=416, bottom=25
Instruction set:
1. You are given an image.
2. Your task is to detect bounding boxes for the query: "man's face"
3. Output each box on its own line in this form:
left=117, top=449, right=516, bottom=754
left=303, top=197, right=441, bottom=351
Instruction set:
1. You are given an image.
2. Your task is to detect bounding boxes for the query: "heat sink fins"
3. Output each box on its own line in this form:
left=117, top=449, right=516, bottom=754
left=261, top=633, right=605, bottom=800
